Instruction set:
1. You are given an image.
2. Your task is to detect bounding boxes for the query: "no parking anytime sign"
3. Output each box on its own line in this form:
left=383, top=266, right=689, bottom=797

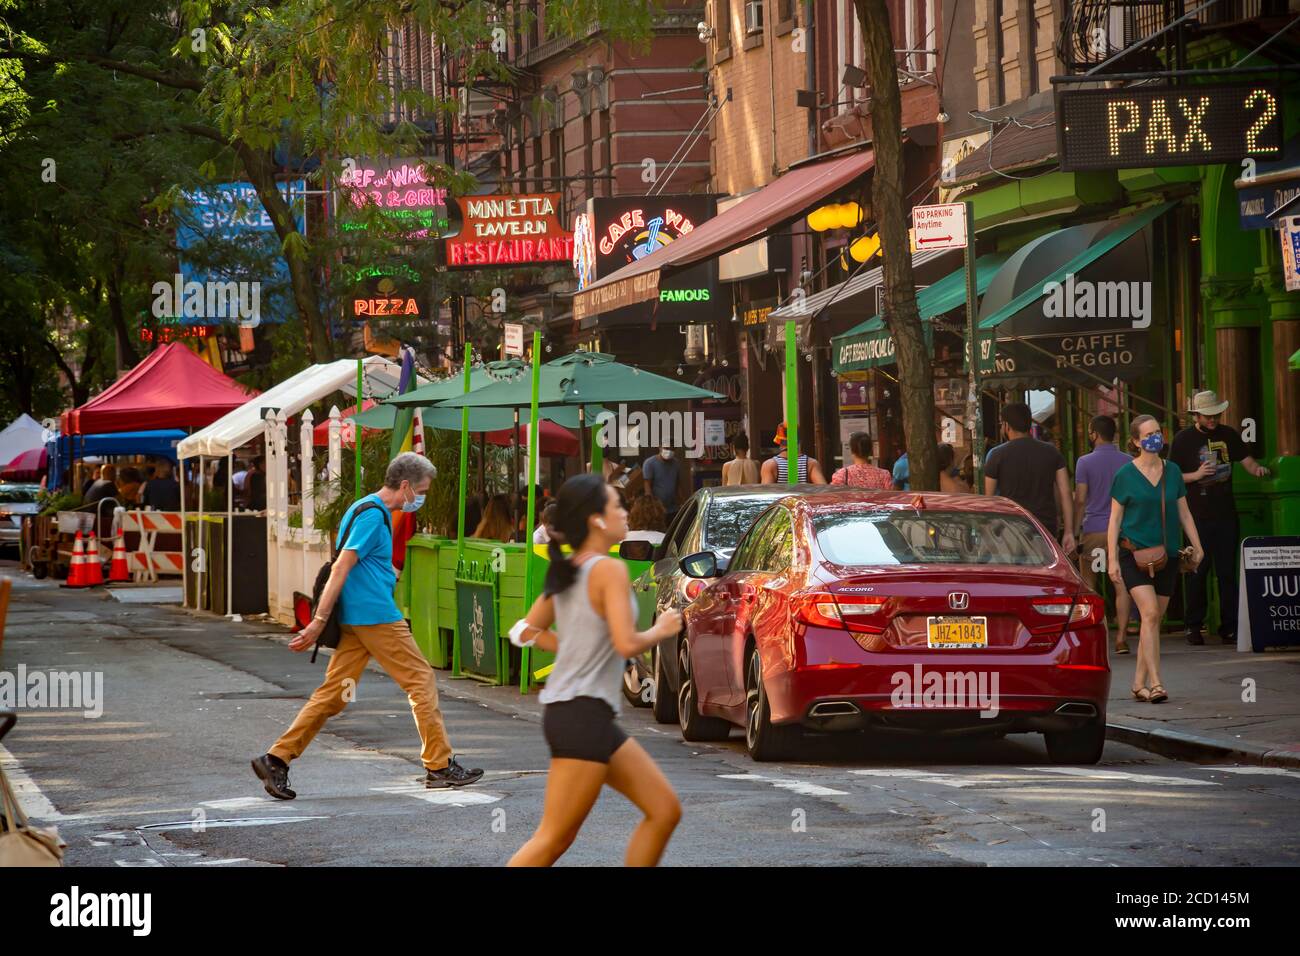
left=1238, top=536, right=1300, bottom=651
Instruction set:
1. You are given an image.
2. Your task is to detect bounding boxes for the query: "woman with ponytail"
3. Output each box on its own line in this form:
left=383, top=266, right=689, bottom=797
left=506, top=473, right=683, bottom=866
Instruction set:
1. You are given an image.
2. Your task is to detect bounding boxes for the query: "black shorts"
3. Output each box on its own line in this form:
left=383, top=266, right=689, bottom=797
left=1119, top=549, right=1179, bottom=597
left=541, top=696, right=628, bottom=763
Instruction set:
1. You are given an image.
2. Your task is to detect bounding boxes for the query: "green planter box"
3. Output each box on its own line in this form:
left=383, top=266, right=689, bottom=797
left=406, top=534, right=452, bottom=668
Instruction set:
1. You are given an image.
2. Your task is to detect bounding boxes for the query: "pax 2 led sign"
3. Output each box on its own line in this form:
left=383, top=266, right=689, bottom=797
left=1056, top=84, right=1282, bottom=171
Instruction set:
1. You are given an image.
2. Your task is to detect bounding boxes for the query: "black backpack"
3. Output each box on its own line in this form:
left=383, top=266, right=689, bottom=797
left=309, top=501, right=389, bottom=663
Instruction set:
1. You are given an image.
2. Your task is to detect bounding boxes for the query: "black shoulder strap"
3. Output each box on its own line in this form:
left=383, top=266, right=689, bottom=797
left=334, top=501, right=389, bottom=558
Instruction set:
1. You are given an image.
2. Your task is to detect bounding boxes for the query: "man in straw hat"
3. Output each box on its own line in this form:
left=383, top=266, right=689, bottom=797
left=1169, top=390, right=1272, bottom=646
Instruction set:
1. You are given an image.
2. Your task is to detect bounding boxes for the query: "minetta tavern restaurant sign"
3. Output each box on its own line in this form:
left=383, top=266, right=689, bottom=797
left=446, top=193, right=573, bottom=266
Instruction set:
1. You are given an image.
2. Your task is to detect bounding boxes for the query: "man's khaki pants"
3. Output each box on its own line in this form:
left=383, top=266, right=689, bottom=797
left=1077, top=531, right=1109, bottom=593
left=270, top=621, right=453, bottom=771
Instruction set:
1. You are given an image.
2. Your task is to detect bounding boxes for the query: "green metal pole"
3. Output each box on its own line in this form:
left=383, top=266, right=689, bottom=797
left=354, top=358, right=363, bottom=500
left=785, top=319, right=798, bottom=486
left=456, top=344, right=471, bottom=563
left=964, top=200, right=984, bottom=489
left=452, top=345, right=471, bottom=680
left=589, top=416, right=603, bottom=473
left=521, top=332, right=543, bottom=693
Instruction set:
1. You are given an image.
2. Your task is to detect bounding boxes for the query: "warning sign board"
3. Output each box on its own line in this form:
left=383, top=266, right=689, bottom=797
left=911, top=203, right=968, bottom=251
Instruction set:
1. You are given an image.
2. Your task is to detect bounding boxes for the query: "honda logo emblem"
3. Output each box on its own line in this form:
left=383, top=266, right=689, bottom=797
left=948, top=592, right=969, bottom=611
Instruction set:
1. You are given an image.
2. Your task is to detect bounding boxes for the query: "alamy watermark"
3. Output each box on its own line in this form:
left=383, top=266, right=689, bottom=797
left=151, top=274, right=261, bottom=327
left=0, top=665, right=104, bottom=718
left=889, top=665, right=1000, bottom=718
left=595, top=404, right=706, bottom=458
left=1042, top=273, right=1151, bottom=329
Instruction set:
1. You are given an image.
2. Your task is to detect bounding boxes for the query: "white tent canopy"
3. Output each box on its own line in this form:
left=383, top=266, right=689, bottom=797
left=0, top=413, right=46, bottom=465
left=177, top=356, right=412, bottom=459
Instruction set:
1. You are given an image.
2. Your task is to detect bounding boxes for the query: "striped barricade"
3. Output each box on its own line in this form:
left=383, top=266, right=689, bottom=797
left=119, top=510, right=184, bottom=582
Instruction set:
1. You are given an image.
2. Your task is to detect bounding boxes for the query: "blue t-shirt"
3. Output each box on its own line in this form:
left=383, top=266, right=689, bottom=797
left=642, top=455, right=680, bottom=508
left=892, top=453, right=909, bottom=491
left=1075, top=443, right=1132, bottom=534
left=336, top=494, right=400, bottom=626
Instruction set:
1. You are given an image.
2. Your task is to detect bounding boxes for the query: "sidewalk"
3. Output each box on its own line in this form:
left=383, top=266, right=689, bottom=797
left=1105, top=628, right=1300, bottom=768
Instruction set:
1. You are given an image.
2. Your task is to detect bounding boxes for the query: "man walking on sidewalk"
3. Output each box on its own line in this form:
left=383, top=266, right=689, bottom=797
left=1073, top=415, right=1134, bottom=653
left=983, top=402, right=1076, bottom=555
left=1169, top=390, right=1271, bottom=646
left=251, top=452, right=483, bottom=798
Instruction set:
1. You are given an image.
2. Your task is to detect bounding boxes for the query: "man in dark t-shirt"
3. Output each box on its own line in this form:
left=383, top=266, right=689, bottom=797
left=1169, top=390, right=1271, bottom=645
left=984, top=402, right=1075, bottom=554
left=140, top=459, right=181, bottom=512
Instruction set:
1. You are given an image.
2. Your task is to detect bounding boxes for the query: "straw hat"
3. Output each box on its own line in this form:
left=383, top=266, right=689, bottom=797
left=1188, top=390, right=1229, bottom=416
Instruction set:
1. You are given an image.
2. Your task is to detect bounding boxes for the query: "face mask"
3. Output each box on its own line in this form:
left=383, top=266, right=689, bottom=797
left=1139, top=432, right=1164, bottom=454
left=401, top=487, right=426, bottom=513
left=660, top=449, right=673, bottom=460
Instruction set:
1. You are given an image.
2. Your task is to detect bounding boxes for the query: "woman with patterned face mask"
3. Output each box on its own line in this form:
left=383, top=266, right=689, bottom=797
left=1106, top=415, right=1204, bottom=704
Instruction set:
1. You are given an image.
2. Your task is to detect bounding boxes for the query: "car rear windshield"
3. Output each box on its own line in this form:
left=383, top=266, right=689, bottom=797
left=704, top=496, right=783, bottom=551
left=0, top=486, right=38, bottom=505
left=813, top=509, right=1055, bottom=566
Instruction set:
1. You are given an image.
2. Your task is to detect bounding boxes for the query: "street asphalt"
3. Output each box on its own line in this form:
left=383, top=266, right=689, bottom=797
left=2, top=562, right=1298, bottom=867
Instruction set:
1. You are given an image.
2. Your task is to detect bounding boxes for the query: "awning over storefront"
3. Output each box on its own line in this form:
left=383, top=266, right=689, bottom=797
left=976, top=201, right=1175, bottom=383
left=831, top=254, right=1010, bottom=372
left=769, top=247, right=955, bottom=324
left=572, top=148, right=876, bottom=323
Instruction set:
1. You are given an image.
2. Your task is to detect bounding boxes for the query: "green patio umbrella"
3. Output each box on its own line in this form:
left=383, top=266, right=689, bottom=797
left=1291, top=346, right=1300, bottom=371
left=353, top=401, right=606, bottom=432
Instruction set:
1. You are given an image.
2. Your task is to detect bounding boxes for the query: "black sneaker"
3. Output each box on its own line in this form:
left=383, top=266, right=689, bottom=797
left=1185, top=629, right=1204, bottom=646
left=425, top=756, right=484, bottom=789
left=251, top=754, right=296, bottom=800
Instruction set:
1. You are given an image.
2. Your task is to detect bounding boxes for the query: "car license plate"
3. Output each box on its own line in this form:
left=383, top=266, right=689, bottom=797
left=926, top=616, right=987, bottom=649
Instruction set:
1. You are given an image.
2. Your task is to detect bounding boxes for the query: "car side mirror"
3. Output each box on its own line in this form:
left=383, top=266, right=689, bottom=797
left=680, top=550, right=725, bottom=579
left=618, top=539, right=655, bottom=562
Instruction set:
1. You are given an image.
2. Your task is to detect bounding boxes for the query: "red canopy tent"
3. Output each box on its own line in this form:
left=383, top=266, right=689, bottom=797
left=1, top=446, right=47, bottom=481
left=62, top=343, right=257, bottom=435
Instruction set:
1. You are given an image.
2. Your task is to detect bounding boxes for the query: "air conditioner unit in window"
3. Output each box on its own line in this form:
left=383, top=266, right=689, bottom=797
left=744, top=0, right=763, bottom=34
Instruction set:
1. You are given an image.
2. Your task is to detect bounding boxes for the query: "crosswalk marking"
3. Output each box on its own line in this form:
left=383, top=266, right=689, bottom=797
left=848, top=769, right=984, bottom=789
left=1203, top=766, right=1300, bottom=780
left=0, top=744, right=89, bottom=820
left=717, top=773, right=849, bottom=796
left=369, top=784, right=503, bottom=807
left=1022, top=767, right=1218, bottom=787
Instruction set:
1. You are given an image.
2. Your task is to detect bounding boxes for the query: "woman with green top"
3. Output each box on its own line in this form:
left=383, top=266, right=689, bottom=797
left=1107, top=415, right=1204, bottom=704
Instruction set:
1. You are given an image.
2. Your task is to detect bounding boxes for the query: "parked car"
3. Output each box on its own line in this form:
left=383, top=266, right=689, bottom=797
left=676, top=490, right=1110, bottom=763
left=0, top=483, right=41, bottom=553
left=619, top=483, right=848, bottom=720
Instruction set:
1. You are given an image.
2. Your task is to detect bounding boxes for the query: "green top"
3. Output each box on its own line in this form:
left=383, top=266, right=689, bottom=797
left=1111, top=460, right=1186, bottom=555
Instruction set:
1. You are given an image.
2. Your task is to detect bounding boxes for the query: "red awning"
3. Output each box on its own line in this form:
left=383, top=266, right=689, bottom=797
left=573, top=147, right=875, bottom=322
left=63, top=342, right=257, bottom=435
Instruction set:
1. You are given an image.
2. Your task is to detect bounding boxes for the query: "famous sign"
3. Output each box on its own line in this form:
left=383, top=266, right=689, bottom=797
left=338, top=159, right=449, bottom=237
left=575, top=195, right=719, bottom=324
left=1057, top=83, right=1283, bottom=171
left=445, top=193, right=573, bottom=267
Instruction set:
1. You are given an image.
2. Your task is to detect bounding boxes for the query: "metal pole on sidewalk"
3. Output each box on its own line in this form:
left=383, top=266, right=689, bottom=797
left=785, top=319, right=798, bottom=486
left=354, top=358, right=363, bottom=500
left=964, top=200, right=984, bottom=488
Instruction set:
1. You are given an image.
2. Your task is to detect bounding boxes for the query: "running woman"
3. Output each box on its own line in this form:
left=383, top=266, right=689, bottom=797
left=506, top=474, right=682, bottom=867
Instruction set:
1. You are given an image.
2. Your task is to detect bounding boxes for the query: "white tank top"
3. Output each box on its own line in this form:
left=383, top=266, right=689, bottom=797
left=538, top=556, right=634, bottom=713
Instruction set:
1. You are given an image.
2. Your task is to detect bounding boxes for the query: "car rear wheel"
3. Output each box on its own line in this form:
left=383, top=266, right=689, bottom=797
left=651, top=641, right=678, bottom=724
left=1044, top=717, right=1106, bottom=765
left=677, top=640, right=730, bottom=742
left=745, top=650, right=802, bottom=762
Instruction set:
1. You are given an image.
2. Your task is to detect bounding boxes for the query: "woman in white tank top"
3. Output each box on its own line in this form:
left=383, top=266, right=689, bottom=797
left=506, top=474, right=682, bottom=867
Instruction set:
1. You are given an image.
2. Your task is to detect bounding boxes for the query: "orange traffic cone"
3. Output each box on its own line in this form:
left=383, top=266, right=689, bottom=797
left=64, top=531, right=86, bottom=588
left=84, top=532, right=104, bottom=586
left=109, top=534, right=130, bottom=582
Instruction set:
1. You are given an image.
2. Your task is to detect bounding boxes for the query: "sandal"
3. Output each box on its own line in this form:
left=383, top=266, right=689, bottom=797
left=1149, top=684, right=1168, bottom=704
left=1131, top=687, right=1150, bottom=702
left=1115, top=641, right=1130, bottom=655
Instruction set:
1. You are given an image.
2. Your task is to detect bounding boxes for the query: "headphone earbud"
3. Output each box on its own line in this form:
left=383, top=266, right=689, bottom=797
left=594, top=517, right=607, bottom=530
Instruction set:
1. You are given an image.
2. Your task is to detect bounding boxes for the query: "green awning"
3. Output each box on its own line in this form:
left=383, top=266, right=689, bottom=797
left=1290, top=347, right=1300, bottom=371
left=977, top=202, right=1174, bottom=334
left=831, top=253, right=1011, bottom=372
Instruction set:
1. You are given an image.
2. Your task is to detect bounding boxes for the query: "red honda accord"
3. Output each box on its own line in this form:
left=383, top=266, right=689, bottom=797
left=676, top=490, right=1109, bottom=763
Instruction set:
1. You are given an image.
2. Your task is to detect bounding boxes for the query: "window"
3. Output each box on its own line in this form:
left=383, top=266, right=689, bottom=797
left=729, top=507, right=778, bottom=571
left=813, top=510, right=1055, bottom=567
left=665, top=500, right=700, bottom=558
left=762, top=510, right=794, bottom=573
left=704, top=495, right=784, bottom=552
left=776, top=0, right=793, bottom=25
left=715, top=0, right=731, bottom=50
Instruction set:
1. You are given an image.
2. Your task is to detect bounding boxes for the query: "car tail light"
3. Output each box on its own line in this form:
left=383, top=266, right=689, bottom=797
left=1031, top=595, right=1104, bottom=626
left=794, top=591, right=887, bottom=634
left=677, top=578, right=706, bottom=603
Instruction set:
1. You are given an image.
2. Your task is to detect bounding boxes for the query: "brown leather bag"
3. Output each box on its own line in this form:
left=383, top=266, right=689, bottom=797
left=1122, top=462, right=1169, bottom=577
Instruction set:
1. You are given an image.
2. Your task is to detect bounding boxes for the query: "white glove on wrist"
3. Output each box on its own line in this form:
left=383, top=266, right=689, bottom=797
left=508, top=619, right=537, bottom=648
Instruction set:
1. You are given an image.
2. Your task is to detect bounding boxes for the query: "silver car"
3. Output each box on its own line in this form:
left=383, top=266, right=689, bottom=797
left=0, top=482, right=42, bottom=551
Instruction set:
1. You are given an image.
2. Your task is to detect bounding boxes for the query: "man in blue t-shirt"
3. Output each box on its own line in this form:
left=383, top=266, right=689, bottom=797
left=1073, top=415, right=1135, bottom=651
left=253, top=452, right=482, bottom=799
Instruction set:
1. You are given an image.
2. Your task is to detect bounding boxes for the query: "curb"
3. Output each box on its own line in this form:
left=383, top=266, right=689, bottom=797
left=1106, top=720, right=1300, bottom=769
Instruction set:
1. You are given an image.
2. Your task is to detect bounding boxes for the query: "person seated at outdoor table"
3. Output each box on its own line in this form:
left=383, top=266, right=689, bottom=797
left=81, top=465, right=100, bottom=498
left=623, top=493, right=667, bottom=547
left=937, top=443, right=971, bottom=494
left=533, top=501, right=558, bottom=544
left=140, top=458, right=181, bottom=512
left=116, top=466, right=144, bottom=505
left=83, top=463, right=119, bottom=506
left=245, top=455, right=267, bottom=511
left=472, top=493, right=515, bottom=541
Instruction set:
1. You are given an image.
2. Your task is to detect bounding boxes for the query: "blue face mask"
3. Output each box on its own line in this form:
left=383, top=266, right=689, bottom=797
left=1139, top=432, right=1164, bottom=454
left=402, top=487, right=426, bottom=513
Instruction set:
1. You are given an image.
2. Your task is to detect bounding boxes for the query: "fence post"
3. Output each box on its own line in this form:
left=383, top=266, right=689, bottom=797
left=300, top=409, right=316, bottom=533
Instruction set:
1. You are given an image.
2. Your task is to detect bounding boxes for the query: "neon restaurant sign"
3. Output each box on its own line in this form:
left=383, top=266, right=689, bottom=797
left=446, top=193, right=574, bottom=267
left=338, top=160, right=449, bottom=236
